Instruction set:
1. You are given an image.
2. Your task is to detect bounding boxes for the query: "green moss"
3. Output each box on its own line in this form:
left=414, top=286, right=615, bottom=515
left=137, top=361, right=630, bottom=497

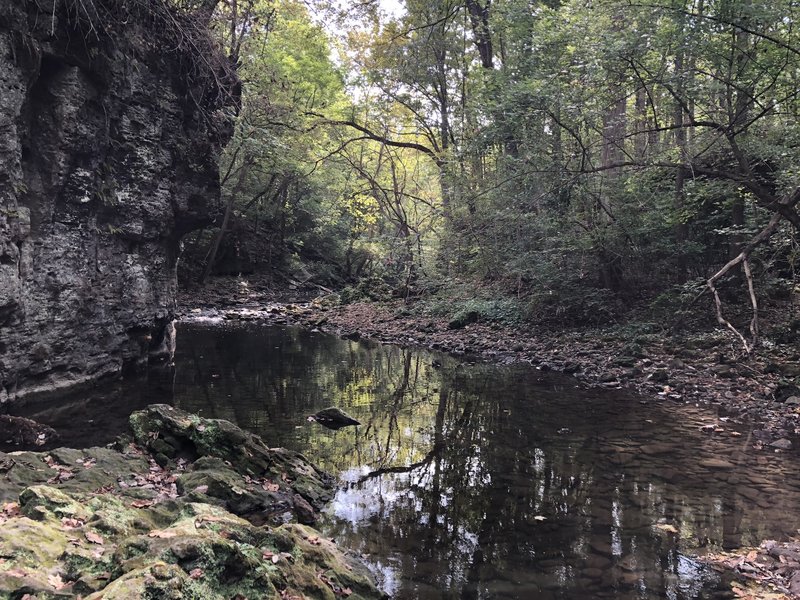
left=63, top=543, right=114, bottom=581
left=0, top=516, right=67, bottom=569
left=19, top=485, right=87, bottom=521
left=0, top=408, right=385, bottom=600
left=84, top=562, right=194, bottom=600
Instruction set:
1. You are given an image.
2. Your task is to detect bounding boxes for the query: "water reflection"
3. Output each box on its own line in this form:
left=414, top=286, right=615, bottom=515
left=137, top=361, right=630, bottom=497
left=166, top=322, right=800, bottom=599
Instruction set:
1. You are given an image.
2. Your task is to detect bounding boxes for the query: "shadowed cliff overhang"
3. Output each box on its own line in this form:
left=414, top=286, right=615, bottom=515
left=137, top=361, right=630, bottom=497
left=0, top=0, right=238, bottom=403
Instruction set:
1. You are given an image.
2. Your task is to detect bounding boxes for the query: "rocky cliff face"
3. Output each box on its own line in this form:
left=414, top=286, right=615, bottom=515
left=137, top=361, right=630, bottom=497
left=0, top=0, right=233, bottom=402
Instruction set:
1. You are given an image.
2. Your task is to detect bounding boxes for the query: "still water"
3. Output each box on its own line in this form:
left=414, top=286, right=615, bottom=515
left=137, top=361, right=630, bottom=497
left=17, top=322, right=800, bottom=599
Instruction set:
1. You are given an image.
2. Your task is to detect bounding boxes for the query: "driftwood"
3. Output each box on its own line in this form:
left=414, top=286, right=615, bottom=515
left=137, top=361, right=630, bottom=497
left=706, top=212, right=783, bottom=355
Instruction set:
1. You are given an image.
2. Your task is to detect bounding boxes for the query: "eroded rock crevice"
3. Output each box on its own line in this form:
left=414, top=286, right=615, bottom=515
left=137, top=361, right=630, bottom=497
left=0, top=0, right=233, bottom=402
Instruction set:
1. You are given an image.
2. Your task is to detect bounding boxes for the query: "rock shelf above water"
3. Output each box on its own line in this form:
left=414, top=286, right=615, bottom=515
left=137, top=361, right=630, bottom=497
left=0, top=405, right=386, bottom=599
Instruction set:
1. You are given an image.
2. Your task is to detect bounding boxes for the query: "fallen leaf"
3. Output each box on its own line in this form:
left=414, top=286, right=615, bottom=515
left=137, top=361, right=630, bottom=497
left=7, top=568, right=29, bottom=579
left=61, top=517, right=84, bottom=529
left=85, top=531, right=104, bottom=545
left=656, top=524, right=679, bottom=534
left=148, top=530, right=177, bottom=539
left=195, top=515, right=226, bottom=525
left=262, top=481, right=280, bottom=493
left=47, top=470, right=74, bottom=484
left=47, top=573, right=67, bottom=590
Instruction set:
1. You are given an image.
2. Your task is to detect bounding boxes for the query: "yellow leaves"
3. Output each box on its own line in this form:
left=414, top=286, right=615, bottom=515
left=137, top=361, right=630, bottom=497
left=345, top=192, right=380, bottom=231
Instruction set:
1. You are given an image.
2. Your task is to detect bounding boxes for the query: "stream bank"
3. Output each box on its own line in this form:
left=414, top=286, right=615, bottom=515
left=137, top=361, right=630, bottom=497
left=178, top=279, right=800, bottom=451
left=174, top=280, right=800, bottom=599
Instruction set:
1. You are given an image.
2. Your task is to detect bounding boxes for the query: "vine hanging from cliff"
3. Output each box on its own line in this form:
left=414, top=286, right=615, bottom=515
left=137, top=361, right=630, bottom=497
left=58, top=0, right=240, bottom=117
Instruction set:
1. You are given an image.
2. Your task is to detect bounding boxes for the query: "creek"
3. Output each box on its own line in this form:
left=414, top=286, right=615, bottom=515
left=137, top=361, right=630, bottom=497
left=13, top=321, right=800, bottom=599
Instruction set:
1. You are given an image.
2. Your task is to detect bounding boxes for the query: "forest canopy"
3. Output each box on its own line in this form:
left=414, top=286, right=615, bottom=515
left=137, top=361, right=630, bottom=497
left=182, top=0, right=800, bottom=350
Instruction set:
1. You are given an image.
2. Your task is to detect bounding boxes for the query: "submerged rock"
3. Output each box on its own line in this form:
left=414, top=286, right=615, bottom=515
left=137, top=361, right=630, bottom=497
left=769, top=438, right=793, bottom=450
left=308, top=407, right=361, bottom=430
left=0, top=406, right=386, bottom=599
left=0, top=415, right=58, bottom=447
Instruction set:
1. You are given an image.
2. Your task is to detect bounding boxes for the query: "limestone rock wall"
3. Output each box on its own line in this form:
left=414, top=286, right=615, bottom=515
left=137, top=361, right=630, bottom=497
left=0, top=0, right=232, bottom=402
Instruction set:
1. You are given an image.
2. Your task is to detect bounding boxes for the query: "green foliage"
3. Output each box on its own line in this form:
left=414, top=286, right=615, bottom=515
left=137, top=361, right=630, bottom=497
left=190, top=0, right=800, bottom=331
left=525, top=282, right=621, bottom=327
left=338, top=277, right=393, bottom=304
left=419, top=280, right=523, bottom=325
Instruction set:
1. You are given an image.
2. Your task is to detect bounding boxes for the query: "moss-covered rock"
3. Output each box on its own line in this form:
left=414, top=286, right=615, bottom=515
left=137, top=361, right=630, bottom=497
left=0, top=488, right=386, bottom=599
left=0, top=406, right=387, bottom=599
left=130, top=404, right=334, bottom=516
left=20, top=485, right=87, bottom=521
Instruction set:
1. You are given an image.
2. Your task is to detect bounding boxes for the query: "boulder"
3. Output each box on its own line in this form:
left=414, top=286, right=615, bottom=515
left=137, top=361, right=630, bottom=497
left=0, top=405, right=386, bottom=599
left=769, top=438, right=793, bottom=450
left=129, top=405, right=334, bottom=512
left=448, top=310, right=480, bottom=330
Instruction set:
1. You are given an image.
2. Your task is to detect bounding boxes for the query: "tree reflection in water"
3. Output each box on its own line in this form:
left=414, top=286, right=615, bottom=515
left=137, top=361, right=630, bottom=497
left=172, top=323, right=800, bottom=599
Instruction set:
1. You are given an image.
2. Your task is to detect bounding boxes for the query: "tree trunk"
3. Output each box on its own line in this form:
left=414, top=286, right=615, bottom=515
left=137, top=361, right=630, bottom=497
left=673, top=49, right=689, bottom=251
left=200, top=162, right=249, bottom=284
left=465, top=0, right=493, bottom=69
